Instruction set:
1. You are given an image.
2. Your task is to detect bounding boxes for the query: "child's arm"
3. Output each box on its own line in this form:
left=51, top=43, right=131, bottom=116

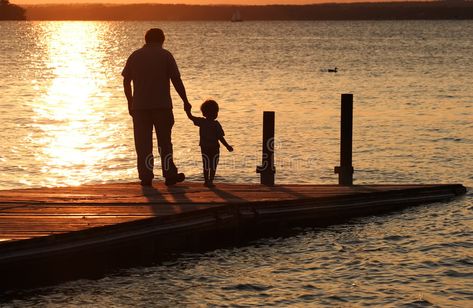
left=219, top=137, right=233, bottom=152
left=185, top=108, right=198, bottom=122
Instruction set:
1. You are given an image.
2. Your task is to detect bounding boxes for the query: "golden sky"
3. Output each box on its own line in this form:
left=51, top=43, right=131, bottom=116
left=14, top=0, right=394, bottom=4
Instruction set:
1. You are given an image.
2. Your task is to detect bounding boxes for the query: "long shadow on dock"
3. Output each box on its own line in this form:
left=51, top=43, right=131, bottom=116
left=0, top=182, right=466, bottom=291
left=141, top=183, right=195, bottom=216
left=209, top=186, right=248, bottom=202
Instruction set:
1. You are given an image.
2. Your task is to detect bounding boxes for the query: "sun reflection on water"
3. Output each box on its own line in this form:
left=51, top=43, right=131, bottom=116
left=30, top=22, right=120, bottom=186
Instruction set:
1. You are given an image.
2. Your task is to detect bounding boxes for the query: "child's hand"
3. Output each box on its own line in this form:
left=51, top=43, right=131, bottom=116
left=226, top=145, right=234, bottom=152
left=184, top=102, right=192, bottom=112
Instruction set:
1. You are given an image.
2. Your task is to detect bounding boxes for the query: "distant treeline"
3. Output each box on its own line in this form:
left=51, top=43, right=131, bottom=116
left=0, top=0, right=26, bottom=20
left=24, top=1, right=473, bottom=21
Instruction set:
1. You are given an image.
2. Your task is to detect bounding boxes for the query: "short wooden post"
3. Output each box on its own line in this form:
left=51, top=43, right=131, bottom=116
left=334, top=94, right=354, bottom=185
left=256, top=111, right=275, bottom=186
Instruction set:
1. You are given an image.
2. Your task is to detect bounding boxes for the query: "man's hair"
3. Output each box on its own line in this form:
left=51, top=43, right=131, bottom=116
left=201, top=100, right=219, bottom=119
left=145, top=28, right=165, bottom=44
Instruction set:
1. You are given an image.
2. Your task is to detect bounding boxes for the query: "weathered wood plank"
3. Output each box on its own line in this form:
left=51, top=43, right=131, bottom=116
left=0, top=182, right=466, bottom=290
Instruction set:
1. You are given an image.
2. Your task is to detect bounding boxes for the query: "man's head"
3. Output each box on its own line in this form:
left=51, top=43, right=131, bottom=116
left=145, top=28, right=165, bottom=45
left=201, top=100, right=219, bottom=120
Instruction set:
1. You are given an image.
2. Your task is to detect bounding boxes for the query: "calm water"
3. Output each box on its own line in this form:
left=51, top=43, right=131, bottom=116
left=0, top=21, right=472, bottom=306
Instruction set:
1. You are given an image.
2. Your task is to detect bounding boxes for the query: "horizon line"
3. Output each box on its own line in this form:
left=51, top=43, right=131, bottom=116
left=15, top=0, right=456, bottom=7
left=17, top=0, right=466, bottom=6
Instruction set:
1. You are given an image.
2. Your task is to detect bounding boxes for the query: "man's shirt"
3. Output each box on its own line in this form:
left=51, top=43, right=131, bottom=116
left=122, top=44, right=180, bottom=110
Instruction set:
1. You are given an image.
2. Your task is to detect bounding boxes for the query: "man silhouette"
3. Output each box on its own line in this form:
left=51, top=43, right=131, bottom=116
left=122, top=28, right=191, bottom=186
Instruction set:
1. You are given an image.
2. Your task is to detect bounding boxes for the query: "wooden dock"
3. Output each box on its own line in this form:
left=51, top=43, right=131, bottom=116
left=0, top=182, right=466, bottom=290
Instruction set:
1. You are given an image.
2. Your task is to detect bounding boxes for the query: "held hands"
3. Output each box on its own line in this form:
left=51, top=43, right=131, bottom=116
left=184, top=101, right=192, bottom=112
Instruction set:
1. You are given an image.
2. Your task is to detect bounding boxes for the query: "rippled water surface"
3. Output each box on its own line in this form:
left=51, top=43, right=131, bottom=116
left=0, top=21, right=472, bottom=306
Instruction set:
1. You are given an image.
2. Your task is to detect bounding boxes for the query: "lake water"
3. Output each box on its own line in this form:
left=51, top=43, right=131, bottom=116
left=0, top=20, right=472, bottom=306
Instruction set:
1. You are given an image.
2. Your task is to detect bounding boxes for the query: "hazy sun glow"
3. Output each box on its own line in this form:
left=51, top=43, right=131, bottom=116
left=31, top=22, right=113, bottom=186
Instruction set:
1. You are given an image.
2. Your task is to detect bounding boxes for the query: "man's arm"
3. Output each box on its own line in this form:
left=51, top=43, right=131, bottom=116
left=185, top=108, right=198, bottom=122
left=123, top=76, right=133, bottom=116
left=171, top=76, right=192, bottom=112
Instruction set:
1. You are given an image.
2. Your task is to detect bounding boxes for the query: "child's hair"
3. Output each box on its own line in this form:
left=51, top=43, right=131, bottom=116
left=200, top=100, right=219, bottom=119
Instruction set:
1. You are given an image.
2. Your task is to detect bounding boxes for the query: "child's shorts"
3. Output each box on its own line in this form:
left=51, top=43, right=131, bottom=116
left=201, top=146, right=220, bottom=170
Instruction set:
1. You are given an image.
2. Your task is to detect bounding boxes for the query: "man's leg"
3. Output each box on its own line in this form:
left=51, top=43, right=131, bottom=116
left=152, top=109, right=178, bottom=181
left=132, top=110, right=154, bottom=184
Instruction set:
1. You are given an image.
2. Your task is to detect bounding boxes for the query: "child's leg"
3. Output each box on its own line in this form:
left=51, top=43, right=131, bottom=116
left=203, top=167, right=209, bottom=183
left=209, top=149, right=220, bottom=183
left=201, top=149, right=210, bottom=184
left=209, top=168, right=216, bottom=183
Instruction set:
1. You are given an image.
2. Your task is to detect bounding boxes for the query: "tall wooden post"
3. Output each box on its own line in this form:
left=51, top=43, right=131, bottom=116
left=257, top=111, right=275, bottom=186
left=334, top=94, right=354, bottom=185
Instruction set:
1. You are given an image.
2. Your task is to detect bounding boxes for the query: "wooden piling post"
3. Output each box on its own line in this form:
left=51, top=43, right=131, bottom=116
left=334, top=94, right=354, bottom=185
left=257, top=111, right=275, bottom=186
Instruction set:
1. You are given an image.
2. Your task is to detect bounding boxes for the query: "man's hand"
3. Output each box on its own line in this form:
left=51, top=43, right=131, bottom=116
left=184, top=101, right=192, bottom=112
left=127, top=98, right=134, bottom=117
left=123, top=77, right=133, bottom=116
left=226, top=145, right=234, bottom=152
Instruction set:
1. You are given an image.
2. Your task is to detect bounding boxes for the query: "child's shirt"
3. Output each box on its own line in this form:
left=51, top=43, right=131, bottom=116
left=191, top=117, right=225, bottom=148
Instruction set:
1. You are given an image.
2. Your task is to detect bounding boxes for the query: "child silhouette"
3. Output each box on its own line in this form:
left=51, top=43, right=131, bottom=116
left=186, top=100, right=233, bottom=187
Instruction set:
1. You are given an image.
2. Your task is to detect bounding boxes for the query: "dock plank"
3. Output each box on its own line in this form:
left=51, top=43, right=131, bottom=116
left=0, top=182, right=463, bottom=244
left=0, top=181, right=466, bottom=290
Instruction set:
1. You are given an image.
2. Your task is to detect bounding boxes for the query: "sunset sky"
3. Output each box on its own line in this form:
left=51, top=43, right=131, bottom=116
left=14, top=0, right=405, bottom=4
left=15, top=0, right=322, bottom=3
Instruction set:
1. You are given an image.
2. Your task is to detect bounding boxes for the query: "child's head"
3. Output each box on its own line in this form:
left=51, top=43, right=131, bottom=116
left=200, top=100, right=219, bottom=120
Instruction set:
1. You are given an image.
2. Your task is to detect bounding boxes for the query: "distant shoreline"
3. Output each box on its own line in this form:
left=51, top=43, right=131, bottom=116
left=21, top=1, right=473, bottom=21
left=0, top=0, right=26, bottom=20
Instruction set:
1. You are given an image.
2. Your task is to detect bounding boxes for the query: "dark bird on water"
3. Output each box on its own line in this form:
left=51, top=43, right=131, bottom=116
left=328, top=67, right=338, bottom=73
